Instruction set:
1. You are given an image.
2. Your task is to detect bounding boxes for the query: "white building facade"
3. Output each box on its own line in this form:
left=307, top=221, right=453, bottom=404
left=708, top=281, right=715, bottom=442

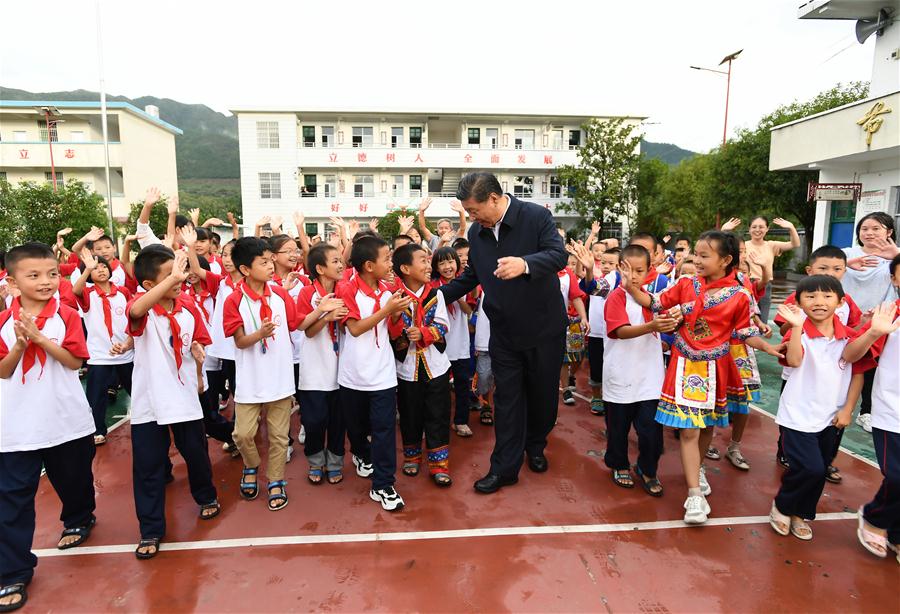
left=769, top=0, right=900, bottom=248
left=0, top=100, right=181, bottom=220
left=231, top=107, right=643, bottom=238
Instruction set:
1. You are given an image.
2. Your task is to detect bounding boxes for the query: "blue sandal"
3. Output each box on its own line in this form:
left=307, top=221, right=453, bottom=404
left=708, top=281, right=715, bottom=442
left=326, top=469, right=343, bottom=485
left=240, top=467, right=259, bottom=500
left=308, top=466, right=325, bottom=485
left=267, top=480, right=288, bottom=511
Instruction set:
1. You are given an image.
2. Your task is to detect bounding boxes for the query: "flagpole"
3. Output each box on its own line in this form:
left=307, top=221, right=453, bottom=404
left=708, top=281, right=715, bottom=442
left=96, top=0, right=116, bottom=242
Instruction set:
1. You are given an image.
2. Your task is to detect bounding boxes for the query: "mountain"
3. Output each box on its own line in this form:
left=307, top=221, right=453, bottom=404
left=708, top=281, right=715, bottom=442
left=641, top=140, right=696, bottom=165
left=0, top=85, right=238, bottom=179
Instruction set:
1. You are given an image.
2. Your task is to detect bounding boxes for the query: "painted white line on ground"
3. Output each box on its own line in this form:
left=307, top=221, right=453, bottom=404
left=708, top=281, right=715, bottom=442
left=107, top=414, right=129, bottom=433
left=32, top=512, right=857, bottom=558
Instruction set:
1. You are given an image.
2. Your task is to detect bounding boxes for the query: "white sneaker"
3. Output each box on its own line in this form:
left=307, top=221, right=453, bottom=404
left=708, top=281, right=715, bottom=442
left=684, top=495, right=710, bottom=524
left=856, top=413, right=872, bottom=433
left=369, top=486, right=405, bottom=512
left=298, top=424, right=306, bottom=445
left=285, top=445, right=294, bottom=463
left=699, top=465, right=712, bottom=496
left=353, top=454, right=374, bottom=477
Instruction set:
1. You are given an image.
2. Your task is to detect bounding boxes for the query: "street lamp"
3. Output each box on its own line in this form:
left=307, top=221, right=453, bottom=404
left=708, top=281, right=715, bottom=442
left=36, top=106, right=65, bottom=192
left=690, top=49, right=742, bottom=148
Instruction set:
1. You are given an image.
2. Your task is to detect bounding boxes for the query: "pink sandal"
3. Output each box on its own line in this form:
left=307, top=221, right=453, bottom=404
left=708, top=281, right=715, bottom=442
left=856, top=507, right=887, bottom=558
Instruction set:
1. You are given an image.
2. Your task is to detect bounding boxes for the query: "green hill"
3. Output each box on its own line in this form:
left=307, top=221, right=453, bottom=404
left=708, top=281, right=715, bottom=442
left=641, top=139, right=696, bottom=165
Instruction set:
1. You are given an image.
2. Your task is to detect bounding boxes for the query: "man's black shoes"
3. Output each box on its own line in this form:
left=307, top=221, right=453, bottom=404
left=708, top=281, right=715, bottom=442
left=473, top=474, right=518, bottom=494
left=527, top=454, right=548, bottom=473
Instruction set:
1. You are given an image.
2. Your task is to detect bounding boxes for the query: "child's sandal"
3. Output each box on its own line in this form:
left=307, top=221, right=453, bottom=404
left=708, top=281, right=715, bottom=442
left=57, top=515, right=96, bottom=549
left=789, top=517, right=813, bottom=541
left=454, top=424, right=473, bottom=437
left=267, top=480, right=289, bottom=511
left=432, top=472, right=452, bottom=487
left=0, top=582, right=27, bottom=613
left=135, top=537, right=161, bottom=560
left=479, top=407, right=493, bottom=425
left=611, top=470, right=634, bottom=489
left=857, top=507, right=887, bottom=558
left=308, top=466, right=325, bottom=485
left=402, top=462, right=420, bottom=477
left=825, top=465, right=842, bottom=484
left=326, top=469, right=343, bottom=485
left=240, top=467, right=259, bottom=500
left=199, top=500, right=221, bottom=520
left=633, top=464, right=663, bottom=497
left=768, top=501, right=790, bottom=536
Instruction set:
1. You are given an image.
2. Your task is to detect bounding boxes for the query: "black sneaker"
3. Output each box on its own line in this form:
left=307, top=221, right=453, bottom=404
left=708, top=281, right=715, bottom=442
left=370, top=486, right=405, bottom=511
left=562, top=389, right=575, bottom=405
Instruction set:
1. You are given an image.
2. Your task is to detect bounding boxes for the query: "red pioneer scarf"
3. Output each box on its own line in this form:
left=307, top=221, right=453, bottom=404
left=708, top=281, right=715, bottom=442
left=313, top=279, right=339, bottom=355
left=12, top=297, right=56, bottom=383
left=152, top=300, right=185, bottom=383
left=92, top=283, right=118, bottom=340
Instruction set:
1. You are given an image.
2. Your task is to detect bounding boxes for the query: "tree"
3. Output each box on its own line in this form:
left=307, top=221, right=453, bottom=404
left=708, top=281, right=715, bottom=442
left=376, top=208, right=434, bottom=239
left=633, top=156, right=669, bottom=236
left=0, top=179, right=108, bottom=249
left=125, top=194, right=171, bottom=240
left=557, top=118, right=643, bottom=230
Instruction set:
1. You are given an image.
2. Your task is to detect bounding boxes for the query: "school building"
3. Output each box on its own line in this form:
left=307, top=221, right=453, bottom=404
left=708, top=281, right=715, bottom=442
left=769, top=0, right=900, bottom=248
left=230, top=106, right=645, bottom=238
left=0, top=100, right=182, bottom=220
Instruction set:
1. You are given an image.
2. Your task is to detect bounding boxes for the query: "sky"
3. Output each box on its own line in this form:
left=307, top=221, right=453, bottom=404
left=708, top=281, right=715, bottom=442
left=0, top=0, right=876, bottom=153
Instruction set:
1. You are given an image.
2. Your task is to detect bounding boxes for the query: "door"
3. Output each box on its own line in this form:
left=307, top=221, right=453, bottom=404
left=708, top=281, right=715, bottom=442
left=828, top=200, right=856, bottom=248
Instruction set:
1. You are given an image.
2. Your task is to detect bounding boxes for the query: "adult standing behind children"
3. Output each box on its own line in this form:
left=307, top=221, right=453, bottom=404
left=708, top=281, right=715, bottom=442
left=437, top=172, right=567, bottom=494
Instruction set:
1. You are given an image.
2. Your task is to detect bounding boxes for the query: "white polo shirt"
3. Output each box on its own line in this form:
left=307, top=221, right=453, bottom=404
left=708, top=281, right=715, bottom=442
left=223, top=281, right=299, bottom=404
left=208, top=276, right=239, bottom=361
left=336, top=276, right=398, bottom=391
left=867, top=301, right=900, bottom=434
left=78, top=283, right=134, bottom=365
left=602, top=287, right=665, bottom=403
left=69, top=258, right=127, bottom=289
left=393, top=284, right=451, bottom=382
left=777, top=293, right=861, bottom=381
left=127, top=295, right=211, bottom=425
left=587, top=271, right=619, bottom=339
left=777, top=317, right=855, bottom=433
left=296, top=283, right=340, bottom=392
left=0, top=301, right=94, bottom=452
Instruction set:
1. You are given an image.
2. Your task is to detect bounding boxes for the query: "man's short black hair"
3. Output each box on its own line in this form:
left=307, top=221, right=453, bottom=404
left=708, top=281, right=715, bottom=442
left=231, top=237, right=271, bottom=271
left=133, top=244, right=175, bottom=286
left=621, top=244, right=651, bottom=267
left=5, top=242, right=56, bottom=275
left=451, top=237, right=470, bottom=250
left=393, top=243, right=426, bottom=278
left=307, top=243, right=340, bottom=281
left=350, top=235, right=388, bottom=273
left=629, top=232, right=658, bottom=250
left=457, top=172, right=503, bottom=202
left=796, top=274, right=845, bottom=299
left=808, top=245, right=847, bottom=264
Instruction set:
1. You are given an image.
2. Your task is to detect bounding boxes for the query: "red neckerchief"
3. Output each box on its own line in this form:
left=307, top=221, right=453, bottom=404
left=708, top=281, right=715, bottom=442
left=108, top=258, right=121, bottom=272
left=686, top=270, right=738, bottom=332
left=92, top=283, right=119, bottom=340
left=638, top=271, right=658, bottom=324
left=313, top=279, right=338, bottom=354
left=223, top=274, right=240, bottom=290
left=0, top=270, right=8, bottom=282
left=187, top=281, right=211, bottom=323
left=152, top=300, right=185, bottom=383
left=272, top=273, right=284, bottom=286
left=241, top=280, right=273, bottom=350
left=12, top=297, right=57, bottom=384
left=398, top=281, right=429, bottom=348
left=355, top=275, right=387, bottom=347
left=432, top=277, right=456, bottom=316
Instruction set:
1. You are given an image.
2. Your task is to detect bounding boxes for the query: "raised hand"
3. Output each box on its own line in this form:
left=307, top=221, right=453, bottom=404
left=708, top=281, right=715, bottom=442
left=179, top=225, right=197, bottom=247
left=418, top=197, right=433, bottom=212
left=170, top=250, right=189, bottom=282
left=868, top=302, right=900, bottom=336
left=398, top=215, right=414, bottom=234
left=188, top=208, right=201, bottom=226
left=369, top=218, right=379, bottom=232
left=84, top=226, right=104, bottom=242
left=663, top=234, right=672, bottom=245
left=80, top=247, right=98, bottom=270
left=166, top=195, right=180, bottom=215
left=204, top=217, right=225, bottom=227
left=271, top=215, right=284, bottom=230
left=772, top=217, right=795, bottom=229
left=869, top=237, right=900, bottom=260
left=619, top=258, right=636, bottom=286
left=256, top=215, right=272, bottom=228
left=450, top=199, right=465, bottom=214
left=144, top=187, right=161, bottom=207
left=591, top=220, right=601, bottom=235
left=57, top=227, right=73, bottom=239
left=776, top=303, right=805, bottom=328
left=227, top=211, right=237, bottom=224
left=847, top=255, right=879, bottom=271
left=721, top=217, right=742, bottom=231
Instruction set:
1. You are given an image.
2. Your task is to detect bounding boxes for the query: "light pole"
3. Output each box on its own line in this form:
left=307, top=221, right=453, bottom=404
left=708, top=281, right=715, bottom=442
left=690, top=49, right=742, bottom=148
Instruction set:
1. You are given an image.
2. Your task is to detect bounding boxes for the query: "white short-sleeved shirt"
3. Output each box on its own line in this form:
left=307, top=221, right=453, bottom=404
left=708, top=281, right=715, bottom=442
left=869, top=301, right=900, bottom=434
left=779, top=294, right=860, bottom=380
left=185, top=274, right=222, bottom=372
left=69, top=259, right=128, bottom=291
left=296, top=282, right=340, bottom=391
left=0, top=300, right=95, bottom=452
left=442, top=293, right=471, bottom=361
left=394, top=285, right=451, bottom=382
left=78, top=284, right=133, bottom=365
left=474, top=290, right=490, bottom=353
left=208, top=276, right=239, bottom=361
left=602, top=287, right=665, bottom=403
left=587, top=271, right=619, bottom=339
left=223, top=282, right=298, bottom=404
left=336, top=277, right=397, bottom=391
left=777, top=317, right=854, bottom=433
left=127, top=295, right=211, bottom=425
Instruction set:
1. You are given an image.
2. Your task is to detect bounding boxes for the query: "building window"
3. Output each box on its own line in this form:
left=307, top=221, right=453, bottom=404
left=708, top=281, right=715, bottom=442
left=39, top=120, right=59, bottom=143
left=323, top=174, right=336, bottom=197
left=304, top=222, right=319, bottom=236
left=44, top=171, right=65, bottom=190
left=467, top=128, right=480, bottom=148
left=256, top=122, right=280, bottom=149
left=550, top=176, right=561, bottom=198
left=302, top=174, right=317, bottom=197
left=70, top=130, right=86, bottom=142
left=486, top=128, right=498, bottom=149
left=391, top=127, right=403, bottom=148
left=13, top=130, right=27, bottom=142
left=409, top=127, right=422, bottom=148
left=514, top=129, right=534, bottom=150
left=302, top=126, right=316, bottom=147
left=352, top=127, right=373, bottom=147
left=552, top=130, right=563, bottom=150
left=513, top=176, right=533, bottom=198
left=409, top=175, right=422, bottom=197
left=391, top=175, right=404, bottom=197
left=353, top=175, right=374, bottom=197
left=568, top=130, right=581, bottom=149
left=259, top=172, right=281, bottom=199
left=321, top=126, right=334, bottom=148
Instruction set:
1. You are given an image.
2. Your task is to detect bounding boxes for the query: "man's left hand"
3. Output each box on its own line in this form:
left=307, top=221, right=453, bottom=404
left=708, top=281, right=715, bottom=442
left=494, top=257, right=527, bottom=280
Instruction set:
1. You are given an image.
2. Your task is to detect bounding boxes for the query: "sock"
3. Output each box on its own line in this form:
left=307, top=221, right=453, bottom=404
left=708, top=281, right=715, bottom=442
left=728, top=440, right=740, bottom=452
left=688, top=487, right=702, bottom=497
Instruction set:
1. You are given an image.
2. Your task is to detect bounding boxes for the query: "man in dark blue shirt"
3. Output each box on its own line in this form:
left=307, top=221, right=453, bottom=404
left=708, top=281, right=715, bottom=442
left=438, top=173, right=567, bottom=493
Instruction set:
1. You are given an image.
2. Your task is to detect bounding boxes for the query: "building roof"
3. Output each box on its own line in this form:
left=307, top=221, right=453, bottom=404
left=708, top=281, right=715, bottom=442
left=798, top=0, right=900, bottom=20
left=0, top=100, right=183, bottom=135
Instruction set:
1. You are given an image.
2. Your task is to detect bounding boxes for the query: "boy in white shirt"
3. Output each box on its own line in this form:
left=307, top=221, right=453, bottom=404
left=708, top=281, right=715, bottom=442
left=127, top=245, right=220, bottom=560
left=0, top=243, right=97, bottom=612
left=472, top=288, right=494, bottom=426
left=222, top=237, right=299, bottom=512
left=603, top=245, right=677, bottom=496
left=389, top=244, right=453, bottom=487
left=336, top=235, right=411, bottom=511
left=296, top=244, right=349, bottom=485
left=770, top=275, right=867, bottom=541
left=72, top=248, right=134, bottom=446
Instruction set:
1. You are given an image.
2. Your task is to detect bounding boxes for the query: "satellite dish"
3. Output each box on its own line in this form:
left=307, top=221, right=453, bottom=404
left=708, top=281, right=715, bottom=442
left=856, top=8, right=891, bottom=44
